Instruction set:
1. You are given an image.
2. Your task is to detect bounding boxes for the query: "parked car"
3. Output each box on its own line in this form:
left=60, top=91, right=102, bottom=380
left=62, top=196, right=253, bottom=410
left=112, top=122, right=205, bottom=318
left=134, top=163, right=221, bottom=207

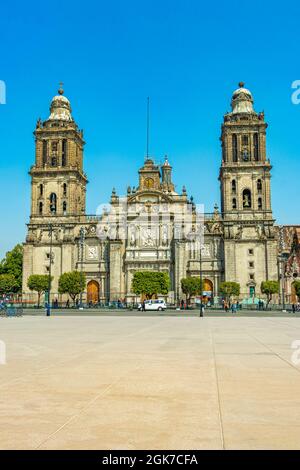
left=138, top=299, right=167, bottom=311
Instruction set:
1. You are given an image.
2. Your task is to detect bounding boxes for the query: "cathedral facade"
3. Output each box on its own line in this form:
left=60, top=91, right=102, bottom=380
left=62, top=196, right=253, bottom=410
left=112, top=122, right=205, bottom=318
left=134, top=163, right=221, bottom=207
left=22, top=83, right=279, bottom=304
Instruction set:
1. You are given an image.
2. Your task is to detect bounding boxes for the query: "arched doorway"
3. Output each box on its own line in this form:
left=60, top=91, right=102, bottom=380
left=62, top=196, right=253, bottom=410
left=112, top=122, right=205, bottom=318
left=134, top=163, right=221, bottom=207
left=203, top=279, right=213, bottom=304
left=87, top=280, right=100, bottom=304
left=292, top=282, right=297, bottom=304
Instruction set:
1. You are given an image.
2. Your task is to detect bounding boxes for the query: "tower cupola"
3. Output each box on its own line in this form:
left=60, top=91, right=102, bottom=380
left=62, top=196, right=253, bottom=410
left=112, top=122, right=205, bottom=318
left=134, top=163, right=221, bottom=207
left=48, top=84, right=73, bottom=122
left=161, top=155, right=175, bottom=192
left=231, top=82, right=255, bottom=114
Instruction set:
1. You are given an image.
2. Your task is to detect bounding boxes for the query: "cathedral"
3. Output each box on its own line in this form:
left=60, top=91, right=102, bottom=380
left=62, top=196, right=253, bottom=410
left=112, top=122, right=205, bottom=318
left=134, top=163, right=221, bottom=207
left=22, top=82, right=280, bottom=305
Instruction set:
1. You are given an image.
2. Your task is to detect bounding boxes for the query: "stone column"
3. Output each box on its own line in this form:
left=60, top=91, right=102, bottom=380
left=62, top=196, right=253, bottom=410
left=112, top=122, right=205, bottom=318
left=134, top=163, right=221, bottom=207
left=265, top=173, right=271, bottom=211
left=174, top=240, right=188, bottom=303
left=109, top=240, right=124, bottom=301
left=236, top=175, right=241, bottom=211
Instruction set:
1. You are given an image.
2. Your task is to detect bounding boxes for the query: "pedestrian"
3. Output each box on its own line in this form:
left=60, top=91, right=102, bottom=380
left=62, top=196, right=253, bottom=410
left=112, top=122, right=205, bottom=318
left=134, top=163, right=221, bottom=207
left=292, top=304, right=296, bottom=314
left=66, top=299, right=69, bottom=308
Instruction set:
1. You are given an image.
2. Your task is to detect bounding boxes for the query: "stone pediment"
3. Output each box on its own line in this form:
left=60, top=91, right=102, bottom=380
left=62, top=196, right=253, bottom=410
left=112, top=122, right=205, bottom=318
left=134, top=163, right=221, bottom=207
left=127, top=190, right=173, bottom=204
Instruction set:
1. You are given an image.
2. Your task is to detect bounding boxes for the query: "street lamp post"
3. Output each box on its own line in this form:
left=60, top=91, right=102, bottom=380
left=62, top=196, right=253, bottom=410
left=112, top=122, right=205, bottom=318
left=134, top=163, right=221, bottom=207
left=199, top=242, right=203, bottom=317
left=280, top=256, right=286, bottom=311
left=79, top=227, right=85, bottom=308
left=278, top=226, right=288, bottom=312
left=46, top=224, right=53, bottom=316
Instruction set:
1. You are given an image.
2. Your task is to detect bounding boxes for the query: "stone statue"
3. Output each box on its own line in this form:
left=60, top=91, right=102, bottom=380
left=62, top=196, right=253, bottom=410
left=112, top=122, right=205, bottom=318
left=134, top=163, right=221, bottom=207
left=130, top=227, right=136, bottom=246
left=162, top=226, right=168, bottom=246
left=142, top=228, right=155, bottom=247
left=235, top=224, right=243, bottom=240
left=242, top=149, right=249, bottom=161
left=243, top=193, right=251, bottom=208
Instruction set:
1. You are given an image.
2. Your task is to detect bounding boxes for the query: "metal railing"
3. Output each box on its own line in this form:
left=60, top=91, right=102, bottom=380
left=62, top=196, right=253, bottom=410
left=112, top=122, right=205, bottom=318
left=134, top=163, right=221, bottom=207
left=0, top=305, right=23, bottom=317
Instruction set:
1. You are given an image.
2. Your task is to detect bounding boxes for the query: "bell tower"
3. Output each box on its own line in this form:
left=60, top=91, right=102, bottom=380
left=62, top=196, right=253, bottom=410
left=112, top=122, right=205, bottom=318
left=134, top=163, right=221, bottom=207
left=161, top=155, right=175, bottom=192
left=220, top=82, right=271, bottom=218
left=30, top=84, right=87, bottom=220
left=219, top=82, right=277, bottom=298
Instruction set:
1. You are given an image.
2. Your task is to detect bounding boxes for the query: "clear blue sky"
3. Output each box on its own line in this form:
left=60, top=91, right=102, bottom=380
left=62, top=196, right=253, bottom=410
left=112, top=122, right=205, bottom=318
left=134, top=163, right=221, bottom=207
left=0, top=0, right=299, bottom=258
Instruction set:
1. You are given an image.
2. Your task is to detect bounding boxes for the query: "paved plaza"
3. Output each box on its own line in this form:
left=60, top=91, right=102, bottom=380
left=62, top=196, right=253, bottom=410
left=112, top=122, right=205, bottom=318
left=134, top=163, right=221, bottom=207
left=1, top=315, right=300, bottom=449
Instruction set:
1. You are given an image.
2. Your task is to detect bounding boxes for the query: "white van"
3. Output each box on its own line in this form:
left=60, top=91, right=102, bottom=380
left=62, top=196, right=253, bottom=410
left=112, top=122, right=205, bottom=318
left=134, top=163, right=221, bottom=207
left=138, top=299, right=167, bottom=311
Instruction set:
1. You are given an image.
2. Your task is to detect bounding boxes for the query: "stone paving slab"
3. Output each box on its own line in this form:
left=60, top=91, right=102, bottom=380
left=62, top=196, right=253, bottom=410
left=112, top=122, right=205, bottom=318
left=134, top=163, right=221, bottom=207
left=19, top=308, right=300, bottom=317
left=1, top=316, right=300, bottom=449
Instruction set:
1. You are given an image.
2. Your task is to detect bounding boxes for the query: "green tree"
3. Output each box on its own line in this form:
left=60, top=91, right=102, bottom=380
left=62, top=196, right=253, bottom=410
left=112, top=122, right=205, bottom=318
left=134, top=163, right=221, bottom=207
left=131, top=271, right=170, bottom=300
left=27, top=274, right=52, bottom=307
left=58, top=271, right=86, bottom=305
left=0, top=274, right=19, bottom=296
left=219, top=281, right=240, bottom=302
left=261, top=280, right=279, bottom=308
left=181, top=277, right=203, bottom=304
left=293, top=281, right=300, bottom=301
left=0, top=244, right=23, bottom=293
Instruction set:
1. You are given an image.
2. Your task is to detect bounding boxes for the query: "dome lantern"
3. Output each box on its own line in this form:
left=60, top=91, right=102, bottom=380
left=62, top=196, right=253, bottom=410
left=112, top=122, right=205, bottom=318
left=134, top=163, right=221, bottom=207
left=48, top=83, right=73, bottom=122
left=231, top=81, right=255, bottom=114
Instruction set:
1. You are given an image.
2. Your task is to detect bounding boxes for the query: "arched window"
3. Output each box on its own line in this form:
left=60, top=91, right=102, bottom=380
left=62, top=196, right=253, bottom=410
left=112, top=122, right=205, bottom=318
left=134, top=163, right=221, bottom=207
left=63, top=183, right=67, bottom=196
left=39, top=201, right=43, bottom=215
left=242, top=135, right=249, bottom=146
left=49, top=193, right=57, bottom=214
left=39, top=184, right=43, bottom=196
left=232, top=134, right=238, bottom=162
left=242, top=189, right=252, bottom=209
left=62, top=201, right=67, bottom=215
left=232, top=198, right=237, bottom=209
left=62, top=139, right=67, bottom=166
left=257, top=179, right=262, bottom=192
left=231, top=179, right=236, bottom=193
left=258, top=197, right=262, bottom=209
left=253, top=133, right=259, bottom=161
left=51, top=141, right=58, bottom=152
left=222, top=142, right=226, bottom=162
left=42, top=141, right=47, bottom=165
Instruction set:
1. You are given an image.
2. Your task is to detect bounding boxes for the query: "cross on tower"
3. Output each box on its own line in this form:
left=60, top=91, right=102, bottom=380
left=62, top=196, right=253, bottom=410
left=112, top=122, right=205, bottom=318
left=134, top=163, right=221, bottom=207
left=58, top=82, right=64, bottom=95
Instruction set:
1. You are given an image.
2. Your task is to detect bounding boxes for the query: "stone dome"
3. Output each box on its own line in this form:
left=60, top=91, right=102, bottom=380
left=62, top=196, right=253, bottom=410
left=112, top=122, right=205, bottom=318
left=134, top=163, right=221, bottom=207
left=162, top=155, right=171, bottom=167
left=231, top=82, right=254, bottom=114
left=48, top=85, right=72, bottom=121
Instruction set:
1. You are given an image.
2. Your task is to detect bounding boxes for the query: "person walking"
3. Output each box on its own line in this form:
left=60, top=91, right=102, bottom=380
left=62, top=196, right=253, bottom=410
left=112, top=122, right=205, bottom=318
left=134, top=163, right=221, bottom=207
left=292, top=304, right=296, bottom=314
